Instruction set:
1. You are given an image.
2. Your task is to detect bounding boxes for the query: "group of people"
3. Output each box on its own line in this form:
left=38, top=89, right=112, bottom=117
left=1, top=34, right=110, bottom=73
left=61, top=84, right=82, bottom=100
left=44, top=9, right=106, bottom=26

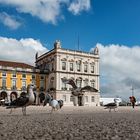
left=129, top=96, right=136, bottom=108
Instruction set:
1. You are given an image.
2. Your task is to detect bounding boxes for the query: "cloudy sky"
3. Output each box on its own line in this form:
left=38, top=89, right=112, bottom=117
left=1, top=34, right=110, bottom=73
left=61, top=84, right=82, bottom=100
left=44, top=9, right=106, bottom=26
left=0, top=0, right=140, bottom=100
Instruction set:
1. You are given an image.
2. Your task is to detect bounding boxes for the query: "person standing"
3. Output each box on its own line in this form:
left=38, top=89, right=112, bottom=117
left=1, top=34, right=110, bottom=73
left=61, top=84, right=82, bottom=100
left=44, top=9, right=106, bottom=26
left=129, top=96, right=136, bottom=108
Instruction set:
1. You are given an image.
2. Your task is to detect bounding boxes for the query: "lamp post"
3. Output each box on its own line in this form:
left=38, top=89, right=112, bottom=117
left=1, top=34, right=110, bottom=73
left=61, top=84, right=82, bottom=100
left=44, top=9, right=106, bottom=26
left=130, top=85, right=134, bottom=96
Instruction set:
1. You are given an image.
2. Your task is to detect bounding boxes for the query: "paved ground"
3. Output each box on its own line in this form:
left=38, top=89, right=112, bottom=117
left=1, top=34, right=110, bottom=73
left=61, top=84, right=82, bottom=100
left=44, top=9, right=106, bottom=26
left=0, top=106, right=140, bottom=140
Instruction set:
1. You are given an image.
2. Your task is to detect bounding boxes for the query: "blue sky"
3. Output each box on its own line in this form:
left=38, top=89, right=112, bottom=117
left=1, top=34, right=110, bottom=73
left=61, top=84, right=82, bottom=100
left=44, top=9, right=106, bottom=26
left=1, top=0, right=140, bottom=50
left=0, top=0, right=140, bottom=100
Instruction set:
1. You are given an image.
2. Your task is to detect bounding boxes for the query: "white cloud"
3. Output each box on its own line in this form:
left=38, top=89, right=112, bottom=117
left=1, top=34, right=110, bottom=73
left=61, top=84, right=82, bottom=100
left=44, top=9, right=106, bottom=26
left=0, top=37, right=48, bottom=65
left=0, top=0, right=91, bottom=24
left=0, top=12, right=22, bottom=29
left=68, top=0, right=91, bottom=15
left=91, top=43, right=140, bottom=100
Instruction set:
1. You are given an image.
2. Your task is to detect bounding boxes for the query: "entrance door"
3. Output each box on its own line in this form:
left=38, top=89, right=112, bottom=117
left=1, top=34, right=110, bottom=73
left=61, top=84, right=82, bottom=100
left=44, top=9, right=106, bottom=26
left=78, top=96, right=83, bottom=106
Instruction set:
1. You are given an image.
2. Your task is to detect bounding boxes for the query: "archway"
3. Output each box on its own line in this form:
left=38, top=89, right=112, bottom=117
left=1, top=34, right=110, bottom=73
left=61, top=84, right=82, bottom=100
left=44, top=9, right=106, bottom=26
left=0, top=91, right=7, bottom=99
left=10, top=92, right=17, bottom=102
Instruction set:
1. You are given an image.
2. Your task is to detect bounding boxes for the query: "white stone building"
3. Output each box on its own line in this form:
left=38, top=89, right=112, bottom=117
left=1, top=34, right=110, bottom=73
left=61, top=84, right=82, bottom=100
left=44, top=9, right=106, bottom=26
left=35, top=40, right=100, bottom=106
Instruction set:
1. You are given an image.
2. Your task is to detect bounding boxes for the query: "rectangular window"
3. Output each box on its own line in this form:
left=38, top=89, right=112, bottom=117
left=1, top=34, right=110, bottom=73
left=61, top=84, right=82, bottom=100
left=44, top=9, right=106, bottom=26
left=22, top=81, right=26, bottom=87
left=85, top=96, right=88, bottom=102
left=62, top=62, right=66, bottom=70
left=91, top=82, right=94, bottom=88
left=84, top=64, right=88, bottom=72
left=91, top=65, right=94, bottom=73
left=12, top=73, right=16, bottom=78
left=84, top=80, right=88, bottom=86
left=91, top=96, right=95, bottom=102
left=70, top=96, right=74, bottom=102
left=12, top=80, right=16, bottom=87
left=76, top=80, right=82, bottom=88
left=77, top=62, right=81, bottom=72
left=22, top=74, right=26, bottom=79
left=61, top=80, right=67, bottom=90
left=70, top=63, right=73, bottom=71
left=32, top=75, right=36, bottom=79
left=62, top=95, right=66, bottom=102
left=40, top=75, right=44, bottom=80
left=2, top=72, right=6, bottom=77
left=2, top=78, right=6, bottom=87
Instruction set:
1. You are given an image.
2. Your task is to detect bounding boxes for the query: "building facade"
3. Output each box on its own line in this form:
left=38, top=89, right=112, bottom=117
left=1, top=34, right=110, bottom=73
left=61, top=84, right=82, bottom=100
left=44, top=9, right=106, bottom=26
left=0, top=60, right=47, bottom=105
left=36, top=40, right=100, bottom=106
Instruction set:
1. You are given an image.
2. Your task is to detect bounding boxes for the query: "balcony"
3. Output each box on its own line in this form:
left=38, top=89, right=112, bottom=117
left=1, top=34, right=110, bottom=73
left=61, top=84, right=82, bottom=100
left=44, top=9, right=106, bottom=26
left=1, top=86, right=7, bottom=90
left=11, top=86, right=17, bottom=91
left=61, top=87, right=67, bottom=91
left=21, top=86, right=27, bottom=91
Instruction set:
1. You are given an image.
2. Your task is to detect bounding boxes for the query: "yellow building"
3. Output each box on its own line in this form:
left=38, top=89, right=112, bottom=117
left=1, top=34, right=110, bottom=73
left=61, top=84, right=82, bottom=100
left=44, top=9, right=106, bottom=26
left=0, top=60, right=47, bottom=105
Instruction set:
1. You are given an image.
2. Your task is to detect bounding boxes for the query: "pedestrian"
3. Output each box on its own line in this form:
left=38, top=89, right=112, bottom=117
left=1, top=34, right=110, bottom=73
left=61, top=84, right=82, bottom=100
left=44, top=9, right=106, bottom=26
left=129, top=96, right=136, bottom=108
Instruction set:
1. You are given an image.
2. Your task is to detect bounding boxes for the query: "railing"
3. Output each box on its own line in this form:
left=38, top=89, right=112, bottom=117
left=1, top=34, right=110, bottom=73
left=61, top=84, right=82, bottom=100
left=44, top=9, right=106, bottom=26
left=11, top=86, right=17, bottom=90
left=21, top=86, right=26, bottom=91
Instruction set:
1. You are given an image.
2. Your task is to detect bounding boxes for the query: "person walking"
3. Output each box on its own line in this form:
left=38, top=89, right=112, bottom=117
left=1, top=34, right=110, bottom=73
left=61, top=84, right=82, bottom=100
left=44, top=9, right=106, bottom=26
left=129, top=96, right=136, bottom=108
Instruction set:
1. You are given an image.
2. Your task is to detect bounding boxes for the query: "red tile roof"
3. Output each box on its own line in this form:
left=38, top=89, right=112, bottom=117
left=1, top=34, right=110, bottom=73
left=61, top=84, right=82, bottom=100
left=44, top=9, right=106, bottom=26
left=0, top=60, right=34, bottom=69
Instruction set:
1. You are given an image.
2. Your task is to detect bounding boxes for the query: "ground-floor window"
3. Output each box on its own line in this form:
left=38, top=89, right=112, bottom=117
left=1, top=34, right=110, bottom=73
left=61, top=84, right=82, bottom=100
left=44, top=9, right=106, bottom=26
left=91, top=96, right=95, bottom=102
left=70, top=95, right=74, bottom=102
left=85, top=96, right=88, bottom=102
left=62, top=95, right=66, bottom=102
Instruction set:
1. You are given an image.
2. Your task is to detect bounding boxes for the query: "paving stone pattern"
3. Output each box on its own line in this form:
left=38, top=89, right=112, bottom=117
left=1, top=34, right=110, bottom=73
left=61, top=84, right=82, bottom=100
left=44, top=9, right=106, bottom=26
left=0, top=106, right=140, bottom=140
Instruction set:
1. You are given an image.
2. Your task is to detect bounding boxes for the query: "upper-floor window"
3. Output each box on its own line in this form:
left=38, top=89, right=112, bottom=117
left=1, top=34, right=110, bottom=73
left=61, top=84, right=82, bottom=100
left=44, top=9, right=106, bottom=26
left=2, top=72, right=6, bottom=77
left=12, top=73, right=16, bottom=78
left=61, top=78, right=67, bottom=90
left=40, top=75, right=44, bottom=80
left=76, top=78, right=82, bottom=88
left=12, top=79, right=16, bottom=87
left=22, top=81, right=26, bottom=87
left=70, top=63, right=73, bottom=71
left=91, top=81, right=95, bottom=88
left=22, top=74, right=26, bottom=79
left=84, top=79, right=88, bottom=87
left=62, top=62, right=66, bottom=70
left=77, top=61, right=81, bottom=72
left=91, top=65, right=94, bottom=73
left=84, top=64, right=88, bottom=72
left=32, top=75, right=36, bottom=79
left=2, top=78, right=6, bottom=87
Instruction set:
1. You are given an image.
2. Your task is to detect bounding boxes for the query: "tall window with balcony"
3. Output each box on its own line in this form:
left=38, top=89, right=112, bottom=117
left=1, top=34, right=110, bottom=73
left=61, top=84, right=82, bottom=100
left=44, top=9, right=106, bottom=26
left=61, top=78, right=67, bottom=90
left=84, top=64, right=88, bottom=72
left=2, top=72, right=6, bottom=77
left=91, top=65, right=94, bottom=73
left=2, top=72, right=7, bottom=89
left=12, top=72, right=16, bottom=78
left=32, top=75, right=36, bottom=85
left=2, top=78, right=6, bottom=90
left=70, top=63, right=73, bottom=71
left=62, top=62, right=66, bottom=70
left=22, top=73, right=26, bottom=79
left=77, top=61, right=81, bottom=72
left=12, top=79, right=17, bottom=90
